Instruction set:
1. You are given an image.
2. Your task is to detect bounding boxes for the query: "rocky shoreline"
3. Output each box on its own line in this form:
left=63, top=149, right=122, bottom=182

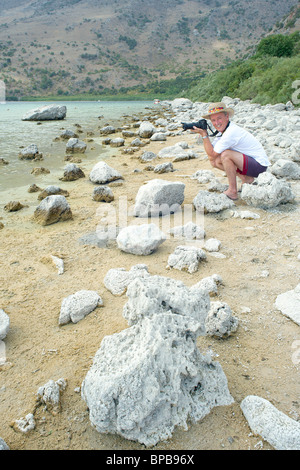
left=0, top=97, right=299, bottom=450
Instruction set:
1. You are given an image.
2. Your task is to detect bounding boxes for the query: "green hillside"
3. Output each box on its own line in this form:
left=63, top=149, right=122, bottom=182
left=184, top=32, right=300, bottom=106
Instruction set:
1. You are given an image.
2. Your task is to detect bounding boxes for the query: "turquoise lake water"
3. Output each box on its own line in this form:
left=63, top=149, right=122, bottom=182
left=0, top=101, right=153, bottom=194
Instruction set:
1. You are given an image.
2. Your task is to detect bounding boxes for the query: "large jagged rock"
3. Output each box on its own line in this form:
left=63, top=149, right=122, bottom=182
left=81, top=313, right=234, bottom=447
left=22, top=104, right=66, bottom=121
left=122, top=274, right=210, bottom=328
left=134, top=179, right=185, bottom=217
left=34, top=195, right=72, bottom=226
left=240, top=172, right=295, bottom=209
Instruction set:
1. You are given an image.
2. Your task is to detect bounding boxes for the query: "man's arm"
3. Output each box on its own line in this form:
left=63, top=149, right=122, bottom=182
left=192, top=127, right=220, bottom=160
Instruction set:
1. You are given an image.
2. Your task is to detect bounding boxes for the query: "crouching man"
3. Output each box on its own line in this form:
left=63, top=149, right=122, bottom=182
left=192, top=101, right=270, bottom=200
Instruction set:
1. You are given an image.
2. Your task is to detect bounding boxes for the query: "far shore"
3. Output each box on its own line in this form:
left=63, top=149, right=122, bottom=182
left=5, top=93, right=171, bottom=102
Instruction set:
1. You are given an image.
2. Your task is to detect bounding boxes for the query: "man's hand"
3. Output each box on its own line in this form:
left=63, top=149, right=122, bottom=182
left=191, top=126, right=208, bottom=137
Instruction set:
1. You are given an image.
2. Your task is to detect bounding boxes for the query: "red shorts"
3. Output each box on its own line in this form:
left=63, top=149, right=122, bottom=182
left=237, top=154, right=268, bottom=177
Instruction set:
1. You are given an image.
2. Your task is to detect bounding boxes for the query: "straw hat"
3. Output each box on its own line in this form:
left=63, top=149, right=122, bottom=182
left=202, top=101, right=234, bottom=120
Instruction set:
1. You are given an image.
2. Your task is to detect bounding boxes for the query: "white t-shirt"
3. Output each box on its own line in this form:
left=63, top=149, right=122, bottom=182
left=212, top=122, right=270, bottom=167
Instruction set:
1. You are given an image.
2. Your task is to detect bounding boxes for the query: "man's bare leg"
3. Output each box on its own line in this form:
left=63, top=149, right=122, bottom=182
left=220, top=150, right=244, bottom=200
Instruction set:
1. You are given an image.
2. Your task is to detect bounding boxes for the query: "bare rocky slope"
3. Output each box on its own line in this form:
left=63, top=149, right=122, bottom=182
left=0, top=0, right=298, bottom=97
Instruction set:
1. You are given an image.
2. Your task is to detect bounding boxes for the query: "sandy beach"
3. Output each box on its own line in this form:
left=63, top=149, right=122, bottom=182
left=0, top=105, right=299, bottom=451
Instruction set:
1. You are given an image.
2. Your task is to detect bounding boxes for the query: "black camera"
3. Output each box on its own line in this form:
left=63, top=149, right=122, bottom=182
left=181, top=119, right=208, bottom=131
left=181, top=119, right=218, bottom=136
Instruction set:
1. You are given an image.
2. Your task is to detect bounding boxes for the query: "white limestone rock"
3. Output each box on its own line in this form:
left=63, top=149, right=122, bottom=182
left=59, top=290, right=103, bottom=325
left=241, top=395, right=300, bottom=450
left=207, top=178, right=228, bottom=193
left=92, top=185, right=114, bottom=202
left=275, top=283, right=300, bottom=326
left=38, top=185, right=69, bottom=200
left=205, top=301, right=238, bottom=338
left=99, top=125, right=115, bottom=135
left=13, top=414, right=35, bottom=433
left=34, top=195, right=73, bottom=226
left=138, top=121, right=156, bottom=138
left=203, top=238, right=221, bottom=252
left=171, top=98, right=194, bottom=111
left=167, top=245, right=207, bottom=274
left=50, top=255, right=64, bottom=275
left=131, top=137, right=145, bottom=147
left=191, top=169, right=216, bottom=184
left=59, top=129, right=77, bottom=140
left=231, top=210, right=260, bottom=219
left=134, top=179, right=185, bottom=217
left=0, top=309, right=9, bottom=340
left=139, top=151, right=157, bottom=162
left=37, top=378, right=67, bottom=413
left=150, top=132, right=167, bottom=141
left=270, top=159, right=300, bottom=180
left=193, top=190, right=235, bottom=213
left=290, top=143, right=300, bottom=162
left=18, top=143, right=43, bottom=160
left=104, top=264, right=150, bottom=296
left=191, top=274, right=223, bottom=296
left=169, top=221, right=206, bottom=240
left=0, top=437, right=9, bottom=450
left=81, top=313, right=233, bottom=447
left=89, top=161, right=123, bottom=184
left=158, top=143, right=196, bottom=161
left=110, top=137, right=125, bottom=147
left=117, top=223, right=166, bottom=255
left=60, top=163, right=85, bottom=181
left=123, top=274, right=210, bottom=328
left=153, top=162, right=174, bottom=173
left=22, top=104, right=66, bottom=121
left=241, top=172, right=295, bottom=209
left=66, top=138, right=87, bottom=153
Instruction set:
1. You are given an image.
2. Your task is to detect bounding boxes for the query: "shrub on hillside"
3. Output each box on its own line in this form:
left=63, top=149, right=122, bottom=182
left=256, top=34, right=295, bottom=57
